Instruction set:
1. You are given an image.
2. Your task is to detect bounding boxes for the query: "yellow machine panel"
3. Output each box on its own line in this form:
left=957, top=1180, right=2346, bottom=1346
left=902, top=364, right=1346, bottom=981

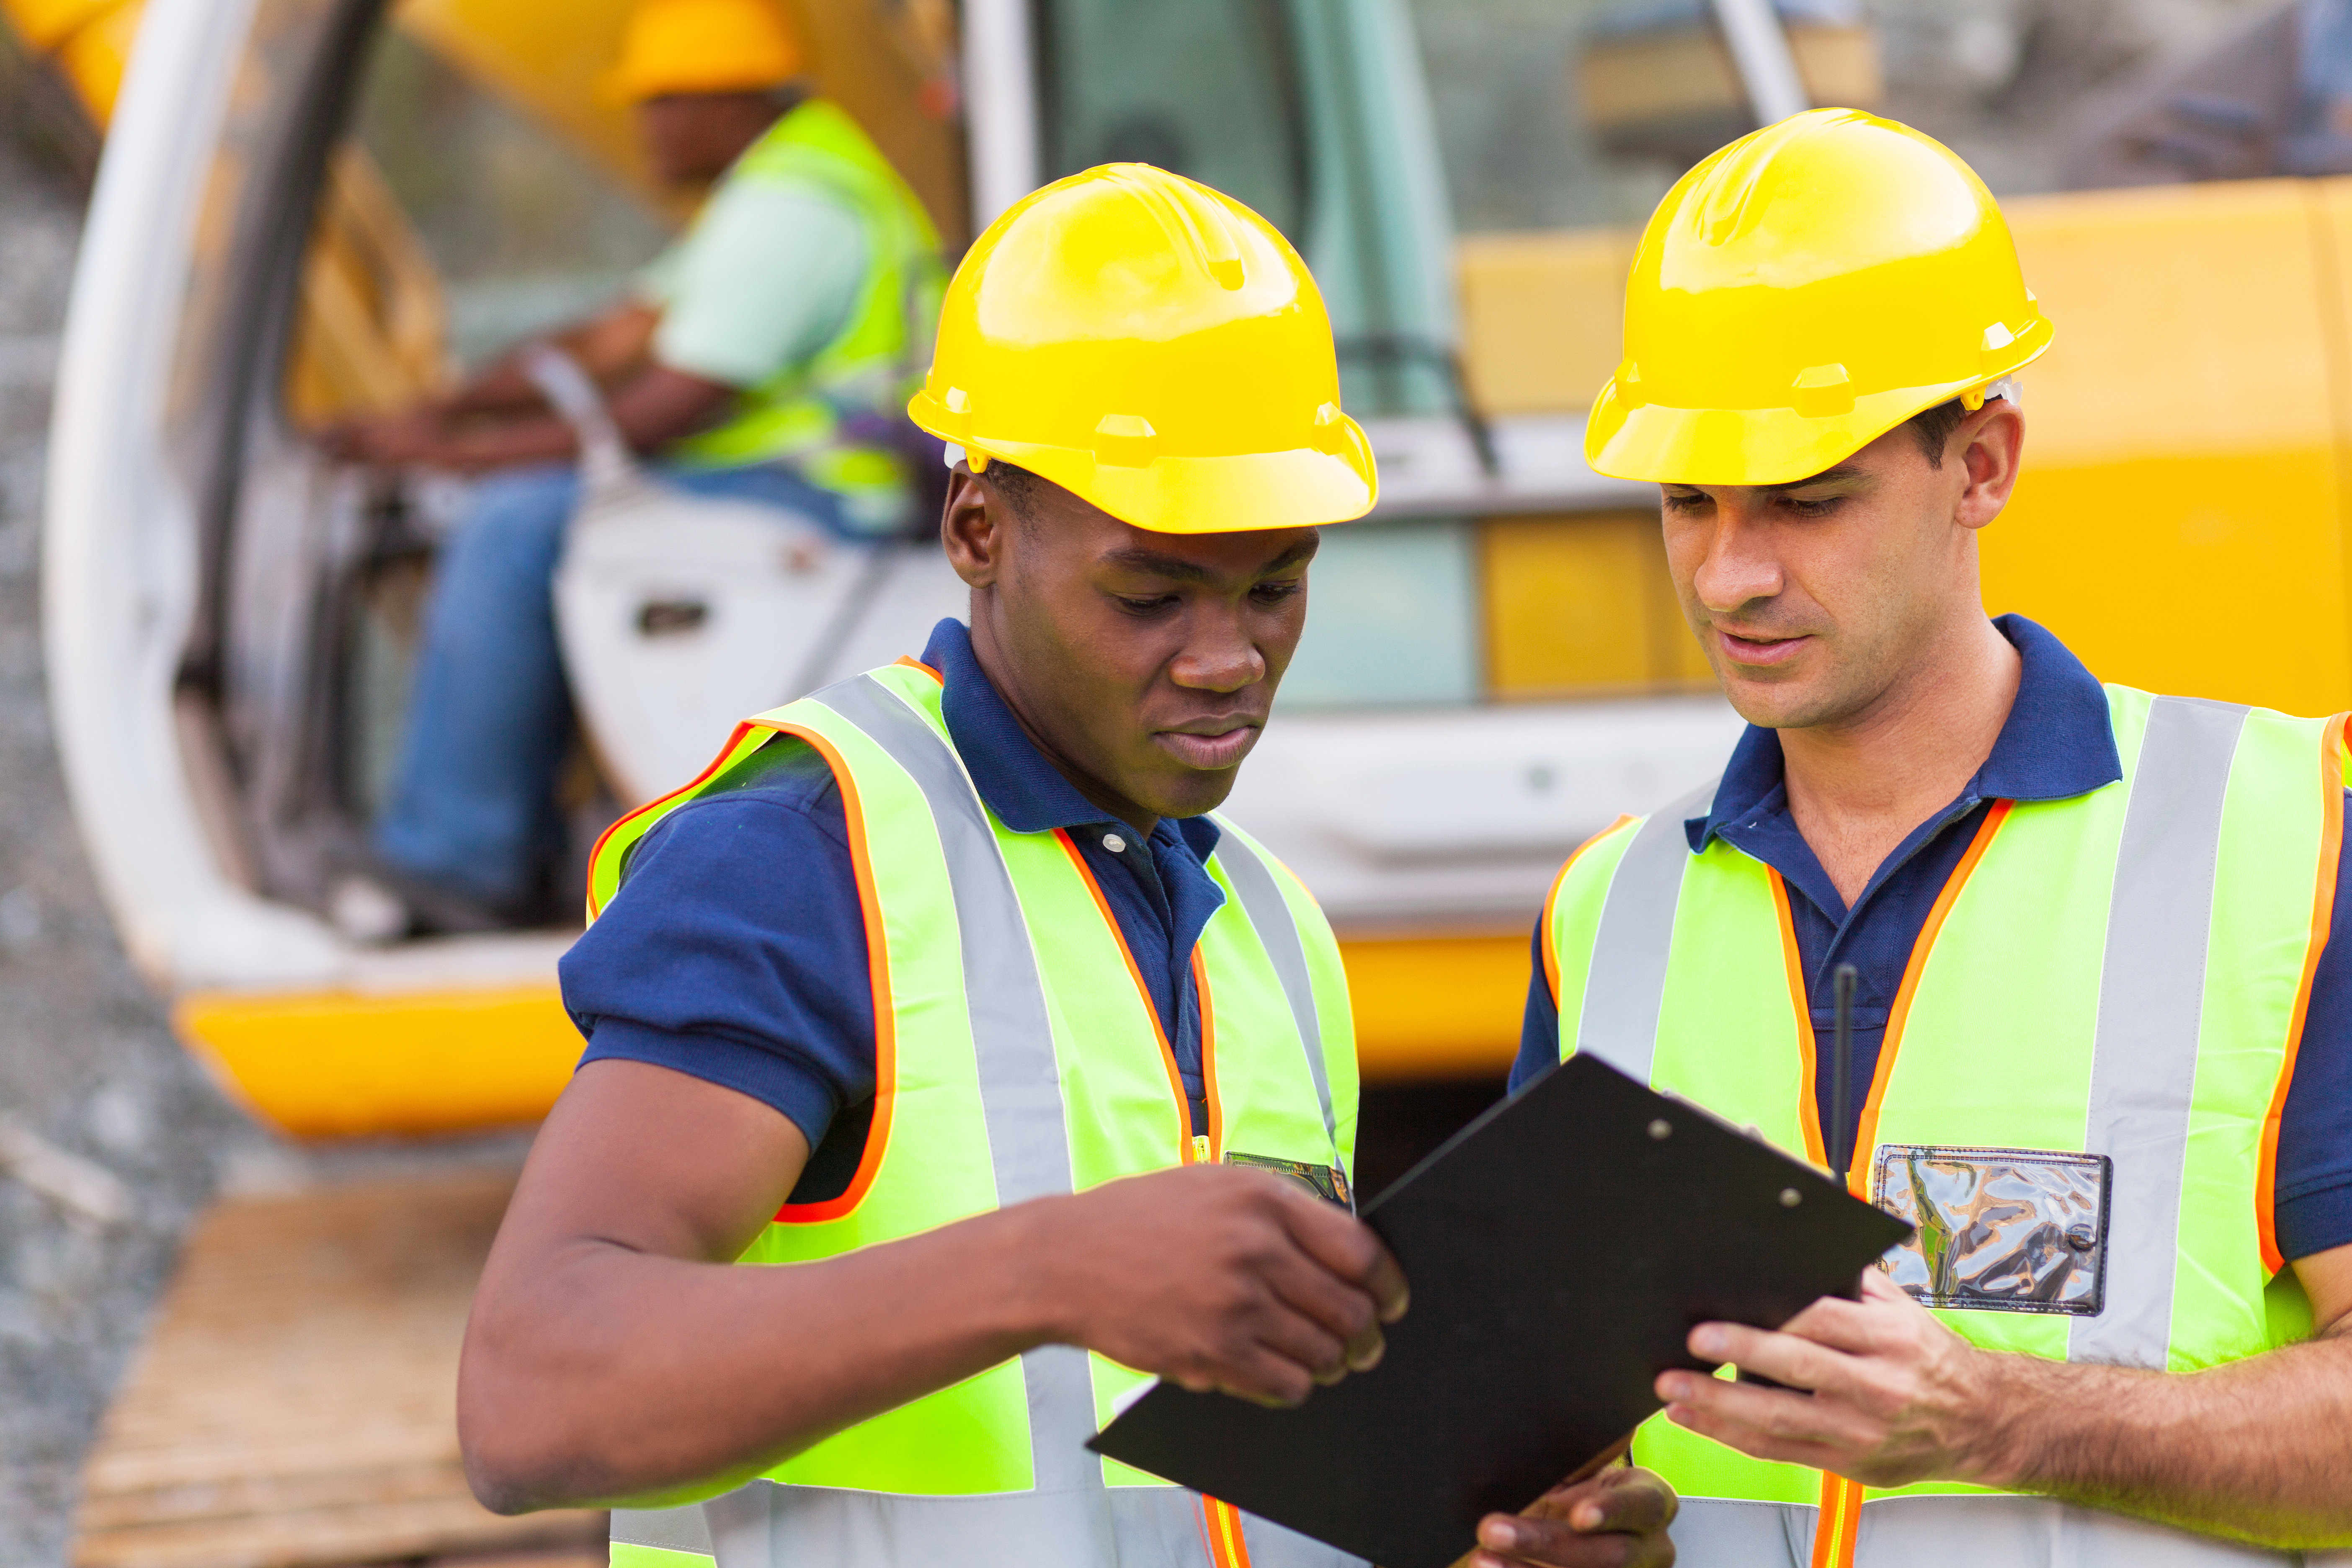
left=1341, top=934, right=1534, bottom=1081
left=1986, top=180, right=2352, bottom=717
left=176, top=986, right=584, bottom=1138
left=1482, top=511, right=1712, bottom=698
left=1455, top=229, right=1634, bottom=418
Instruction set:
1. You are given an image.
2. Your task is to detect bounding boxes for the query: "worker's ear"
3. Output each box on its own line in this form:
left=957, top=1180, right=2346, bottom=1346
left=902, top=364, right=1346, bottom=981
left=1954, top=400, right=2024, bottom=532
left=941, top=465, right=1006, bottom=588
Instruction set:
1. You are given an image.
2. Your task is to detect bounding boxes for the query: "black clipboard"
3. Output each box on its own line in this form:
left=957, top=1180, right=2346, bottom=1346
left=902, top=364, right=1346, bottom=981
left=1090, top=1052, right=1911, bottom=1568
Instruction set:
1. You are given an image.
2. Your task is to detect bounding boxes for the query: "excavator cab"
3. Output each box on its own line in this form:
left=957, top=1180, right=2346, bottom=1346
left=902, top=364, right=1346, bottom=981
left=36, top=0, right=1736, bottom=1138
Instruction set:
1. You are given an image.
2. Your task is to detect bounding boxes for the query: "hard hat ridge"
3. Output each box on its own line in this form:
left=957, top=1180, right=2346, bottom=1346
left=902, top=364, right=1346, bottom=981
left=908, top=163, right=1377, bottom=535
left=1588, top=107, right=2054, bottom=486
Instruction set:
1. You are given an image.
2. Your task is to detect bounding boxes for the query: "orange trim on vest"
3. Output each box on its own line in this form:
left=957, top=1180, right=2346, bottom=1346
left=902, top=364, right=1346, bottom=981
left=764, top=721, right=897, bottom=1223
left=1195, top=947, right=1225, bottom=1162
left=1849, top=799, right=2012, bottom=1199
left=1054, top=828, right=1200, bottom=1164
left=2259, top=712, right=2349, bottom=1274
left=584, top=718, right=766, bottom=920
left=895, top=655, right=944, bottom=682
left=1770, top=867, right=1828, bottom=1170
left=1200, top=1496, right=1255, bottom=1568
left=1543, top=814, right=1639, bottom=1008
left=1809, top=1471, right=1863, bottom=1568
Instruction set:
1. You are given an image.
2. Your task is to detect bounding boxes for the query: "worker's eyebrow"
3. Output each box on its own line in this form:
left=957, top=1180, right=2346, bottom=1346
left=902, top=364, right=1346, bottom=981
left=1759, top=463, right=1868, bottom=494
left=1100, top=539, right=1318, bottom=581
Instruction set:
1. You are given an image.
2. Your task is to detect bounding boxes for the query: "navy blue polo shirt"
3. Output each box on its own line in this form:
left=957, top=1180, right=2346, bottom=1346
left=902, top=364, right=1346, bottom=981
left=561, top=619, right=1228, bottom=1203
left=1514, top=614, right=2352, bottom=1265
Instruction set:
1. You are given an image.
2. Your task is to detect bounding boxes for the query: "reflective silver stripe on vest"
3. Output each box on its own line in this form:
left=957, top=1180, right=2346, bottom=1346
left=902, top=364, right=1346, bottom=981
left=1670, top=1493, right=2306, bottom=1566
left=1575, top=779, right=1718, bottom=1080
left=706, top=1482, right=1366, bottom=1568
left=2069, top=696, right=2248, bottom=1369
left=1210, top=826, right=1338, bottom=1159
left=1850, top=1493, right=2300, bottom=1566
left=814, top=673, right=1101, bottom=1489
left=1664, top=1496, right=1810, bottom=1567
left=613, top=1501, right=715, bottom=1556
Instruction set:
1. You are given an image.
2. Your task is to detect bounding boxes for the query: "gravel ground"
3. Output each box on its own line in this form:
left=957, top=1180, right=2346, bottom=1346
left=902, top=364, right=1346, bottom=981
left=0, top=124, right=529, bottom=1568
left=0, top=129, right=248, bottom=1568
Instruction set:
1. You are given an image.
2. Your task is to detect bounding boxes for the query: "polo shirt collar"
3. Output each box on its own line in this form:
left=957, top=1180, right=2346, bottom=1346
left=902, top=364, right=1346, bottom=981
left=1687, top=613, right=2122, bottom=852
left=918, top=619, right=1223, bottom=861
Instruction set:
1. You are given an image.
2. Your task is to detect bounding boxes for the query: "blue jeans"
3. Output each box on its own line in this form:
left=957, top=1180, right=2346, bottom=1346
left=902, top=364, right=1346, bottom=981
left=373, top=461, right=849, bottom=907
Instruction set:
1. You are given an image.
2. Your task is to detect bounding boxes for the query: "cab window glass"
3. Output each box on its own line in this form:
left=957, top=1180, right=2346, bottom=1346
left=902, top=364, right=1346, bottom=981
left=1281, top=519, right=1478, bottom=708
left=347, top=28, right=673, bottom=369
left=1033, top=0, right=1311, bottom=242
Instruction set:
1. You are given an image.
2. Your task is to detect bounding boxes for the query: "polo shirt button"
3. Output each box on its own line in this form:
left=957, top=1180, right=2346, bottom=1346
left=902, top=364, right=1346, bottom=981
left=1102, top=833, right=1127, bottom=853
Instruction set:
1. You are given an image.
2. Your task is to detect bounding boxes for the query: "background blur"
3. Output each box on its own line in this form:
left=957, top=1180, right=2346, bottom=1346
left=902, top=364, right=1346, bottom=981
left=0, top=0, right=2289, bottom=1561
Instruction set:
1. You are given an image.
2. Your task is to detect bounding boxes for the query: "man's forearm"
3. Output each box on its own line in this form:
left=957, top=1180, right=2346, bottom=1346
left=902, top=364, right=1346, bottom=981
left=460, top=1200, right=1066, bottom=1513
left=444, top=306, right=660, bottom=419
left=1972, top=1328, right=2352, bottom=1548
left=433, top=414, right=582, bottom=471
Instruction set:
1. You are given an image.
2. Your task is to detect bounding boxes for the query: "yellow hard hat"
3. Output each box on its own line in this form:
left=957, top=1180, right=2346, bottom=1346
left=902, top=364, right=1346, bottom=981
left=601, top=0, right=808, bottom=105
left=1587, top=108, right=2054, bottom=486
left=907, top=164, right=1377, bottom=535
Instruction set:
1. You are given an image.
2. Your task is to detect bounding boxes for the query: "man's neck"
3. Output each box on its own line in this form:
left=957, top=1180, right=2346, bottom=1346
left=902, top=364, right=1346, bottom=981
left=965, top=622, right=1160, bottom=841
left=1778, top=614, right=2022, bottom=909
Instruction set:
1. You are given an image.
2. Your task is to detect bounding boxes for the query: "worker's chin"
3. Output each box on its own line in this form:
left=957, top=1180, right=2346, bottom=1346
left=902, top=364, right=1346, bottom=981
left=1721, top=668, right=1851, bottom=732
left=1123, top=759, right=1240, bottom=823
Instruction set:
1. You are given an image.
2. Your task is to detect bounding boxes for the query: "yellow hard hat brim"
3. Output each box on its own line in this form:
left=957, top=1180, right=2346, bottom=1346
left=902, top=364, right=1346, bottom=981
left=1586, top=320, right=2053, bottom=486
left=911, top=392, right=1378, bottom=536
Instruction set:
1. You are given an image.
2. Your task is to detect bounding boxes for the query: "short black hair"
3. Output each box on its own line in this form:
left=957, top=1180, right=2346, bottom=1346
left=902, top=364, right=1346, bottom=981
left=980, top=459, right=1049, bottom=519
left=1906, top=398, right=1967, bottom=468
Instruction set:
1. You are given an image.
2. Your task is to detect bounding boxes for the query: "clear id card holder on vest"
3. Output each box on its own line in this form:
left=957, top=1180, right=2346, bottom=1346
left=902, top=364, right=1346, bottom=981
left=1225, top=1150, right=1354, bottom=1210
left=1872, top=1145, right=2112, bottom=1314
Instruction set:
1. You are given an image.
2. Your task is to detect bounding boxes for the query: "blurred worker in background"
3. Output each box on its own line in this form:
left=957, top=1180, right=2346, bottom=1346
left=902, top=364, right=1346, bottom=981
left=1528, top=108, right=2352, bottom=1565
left=456, top=164, right=1675, bottom=1568
left=329, top=0, right=944, bottom=929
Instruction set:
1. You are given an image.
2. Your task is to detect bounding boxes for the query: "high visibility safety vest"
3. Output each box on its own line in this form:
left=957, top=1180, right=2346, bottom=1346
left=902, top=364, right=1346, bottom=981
left=661, top=99, right=947, bottom=532
left=1545, top=686, right=2347, bottom=1568
left=586, top=659, right=1364, bottom=1568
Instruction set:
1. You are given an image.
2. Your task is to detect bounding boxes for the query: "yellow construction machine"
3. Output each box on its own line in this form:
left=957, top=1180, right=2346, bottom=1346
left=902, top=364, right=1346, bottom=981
left=15, top=0, right=2352, bottom=1147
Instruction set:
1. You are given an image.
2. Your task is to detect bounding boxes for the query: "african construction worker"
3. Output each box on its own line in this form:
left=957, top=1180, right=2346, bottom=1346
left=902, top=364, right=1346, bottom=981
left=1524, top=107, right=2352, bottom=1565
left=456, top=165, right=1677, bottom=1568
left=328, top=0, right=944, bottom=930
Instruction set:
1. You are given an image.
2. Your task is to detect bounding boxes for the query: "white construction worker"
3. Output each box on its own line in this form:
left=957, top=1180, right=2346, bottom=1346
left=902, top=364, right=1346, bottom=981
left=330, top=0, right=944, bottom=930
left=457, top=166, right=1677, bottom=1568
left=1522, top=108, right=2352, bottom=1563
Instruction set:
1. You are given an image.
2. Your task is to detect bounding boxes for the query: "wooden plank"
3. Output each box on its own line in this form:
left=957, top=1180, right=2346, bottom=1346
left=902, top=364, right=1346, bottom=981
left=73, top=1171, right=606, bottom=1568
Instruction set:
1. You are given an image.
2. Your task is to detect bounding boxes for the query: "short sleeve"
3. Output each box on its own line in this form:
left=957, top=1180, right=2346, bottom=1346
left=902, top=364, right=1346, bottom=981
left=558, top=739, right=877, bottom=1155
left=1509, top=917, right=1560, bottom=1095
left=649, top=179, right=869, bottom=389
left=2274, top=789, right=2352, bottom=1262
left=633, top=236, right=686, bottom=310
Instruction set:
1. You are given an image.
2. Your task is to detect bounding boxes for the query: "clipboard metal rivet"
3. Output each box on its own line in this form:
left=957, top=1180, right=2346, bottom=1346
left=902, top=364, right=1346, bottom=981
left=1647, top=1119, right=1673, bottom=1140
left=1779, top=1188, right=1803, bottom=1207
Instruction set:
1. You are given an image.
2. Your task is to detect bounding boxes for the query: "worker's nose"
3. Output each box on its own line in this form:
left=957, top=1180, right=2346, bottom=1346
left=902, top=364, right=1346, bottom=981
left=1168, top=619, right=1267, bottom=695
left=1690, top=501, right=1786, bottom=617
